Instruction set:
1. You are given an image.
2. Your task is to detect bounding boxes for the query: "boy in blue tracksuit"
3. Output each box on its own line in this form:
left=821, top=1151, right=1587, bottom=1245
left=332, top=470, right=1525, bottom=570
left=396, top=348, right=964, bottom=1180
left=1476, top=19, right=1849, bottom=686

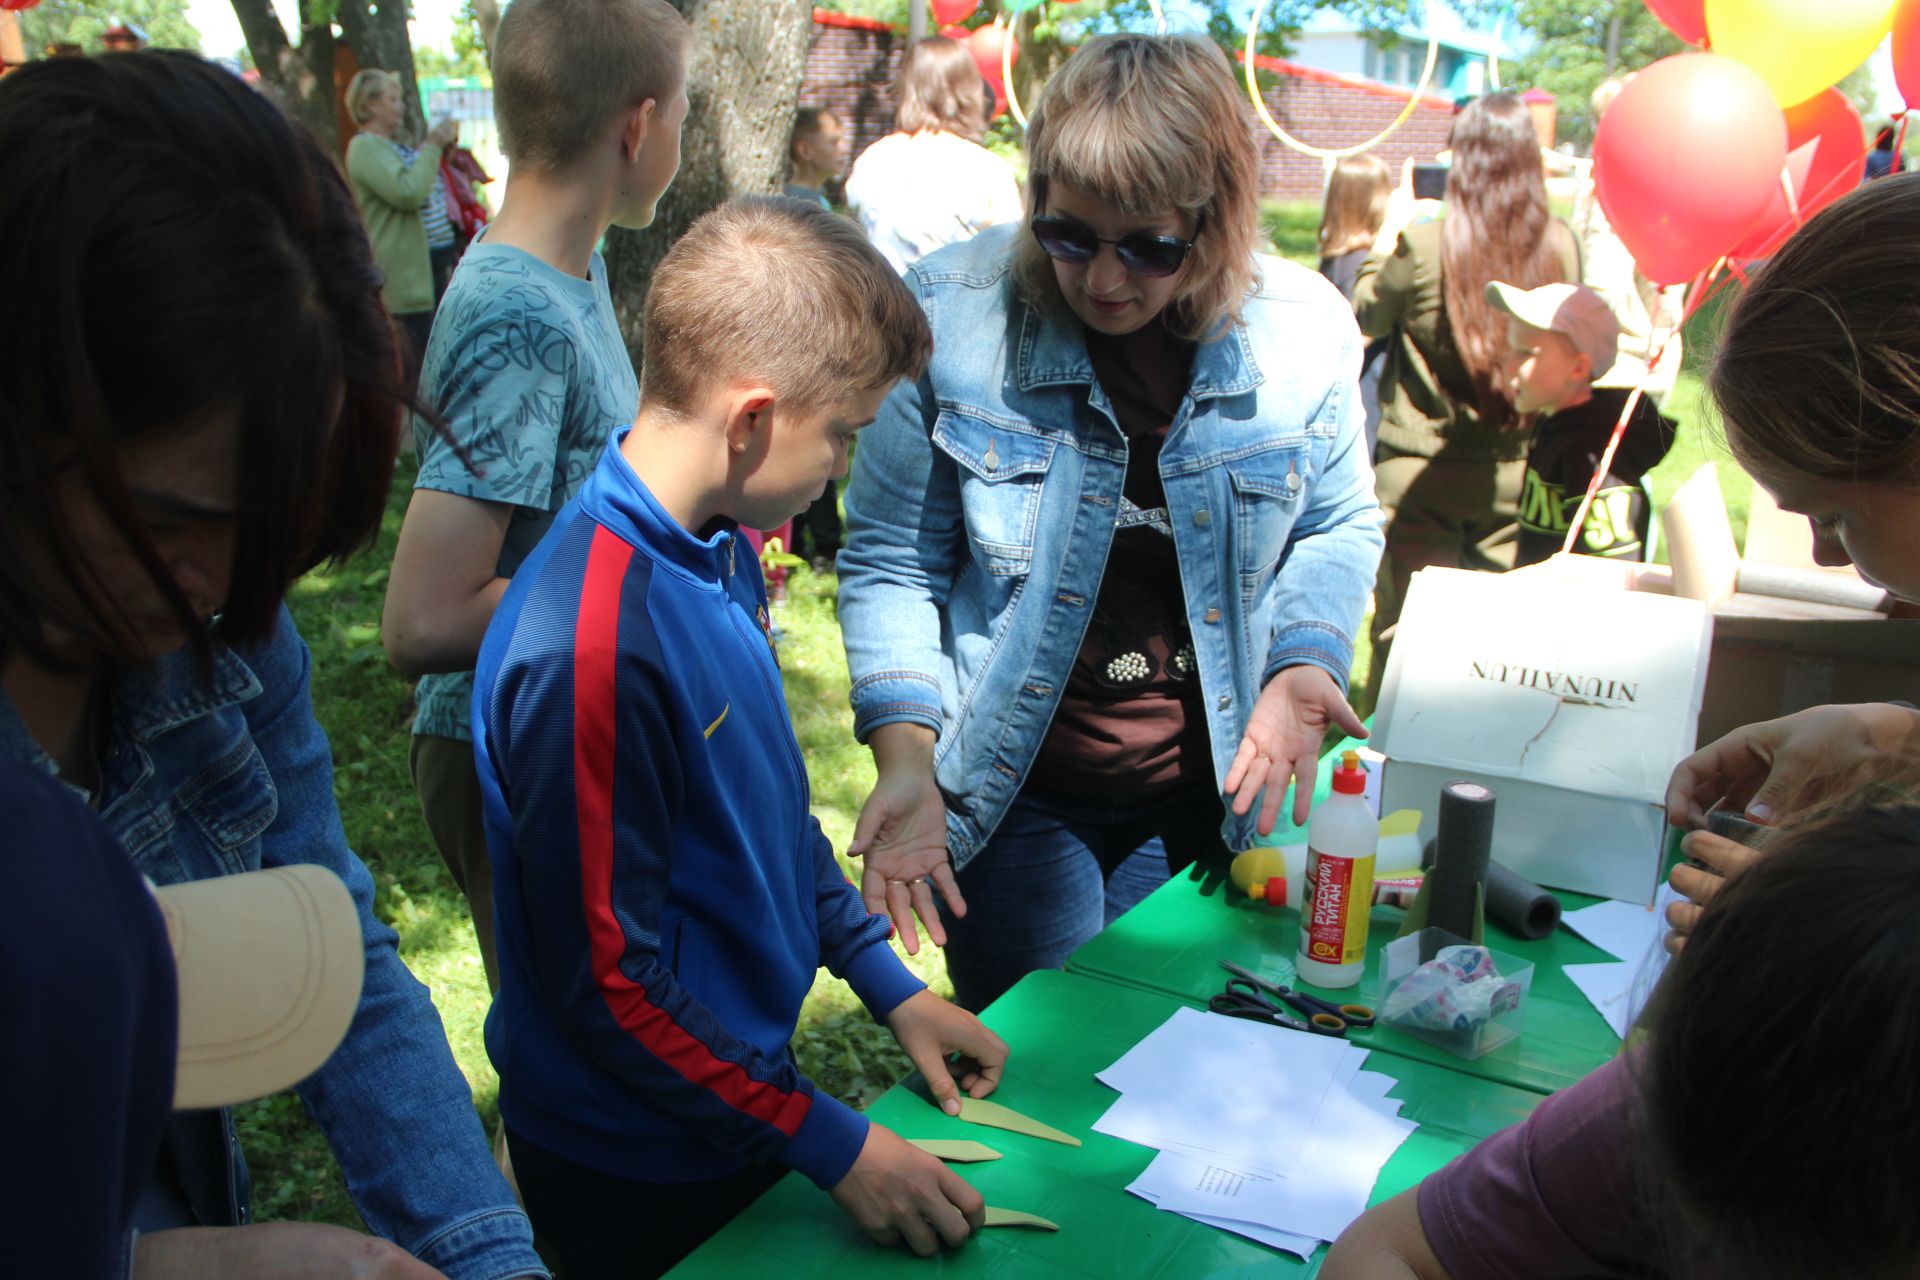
left=473, top=196, right=1008, bottom=1280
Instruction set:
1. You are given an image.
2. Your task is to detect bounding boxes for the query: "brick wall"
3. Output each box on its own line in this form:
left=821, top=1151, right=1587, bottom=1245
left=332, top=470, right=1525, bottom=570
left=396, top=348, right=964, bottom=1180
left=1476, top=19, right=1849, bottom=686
left=1246, top=55, right=1456, bottom=200
left=801, top=10, right=1456, bottom=202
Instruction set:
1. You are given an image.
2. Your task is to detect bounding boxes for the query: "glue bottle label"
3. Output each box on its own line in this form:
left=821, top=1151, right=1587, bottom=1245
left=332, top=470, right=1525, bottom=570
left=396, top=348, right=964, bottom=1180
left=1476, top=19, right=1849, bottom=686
left=1302, top=846, right=1377, bottom=966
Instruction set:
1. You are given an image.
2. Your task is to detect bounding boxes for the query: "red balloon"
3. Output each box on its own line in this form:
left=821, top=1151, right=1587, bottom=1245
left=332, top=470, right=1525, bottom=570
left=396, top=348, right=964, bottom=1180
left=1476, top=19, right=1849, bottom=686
left=0, top=0, right=44, bottom=11
left=1730, top=89, right=1865, bottom=260
left=930, top=0, right=978, bottom=25
left=966, top=23, right=1018, bottom=93
left=1594, top=53, right=1787, bottom=284
left=1644, top=0, right=1708, bottom=45
left=1895, top=0, right=1920, bottom=107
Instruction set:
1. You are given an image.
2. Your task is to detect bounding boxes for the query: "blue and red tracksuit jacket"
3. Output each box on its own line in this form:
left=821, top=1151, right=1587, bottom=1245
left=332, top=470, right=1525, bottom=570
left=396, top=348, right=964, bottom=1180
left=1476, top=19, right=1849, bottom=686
left=472, top=427, right=923, bottom=1188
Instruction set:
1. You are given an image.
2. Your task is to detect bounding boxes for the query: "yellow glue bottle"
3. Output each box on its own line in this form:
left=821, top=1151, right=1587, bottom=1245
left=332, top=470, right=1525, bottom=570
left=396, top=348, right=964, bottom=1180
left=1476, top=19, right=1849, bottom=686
left=1295, top=751, right=1377, bottom=989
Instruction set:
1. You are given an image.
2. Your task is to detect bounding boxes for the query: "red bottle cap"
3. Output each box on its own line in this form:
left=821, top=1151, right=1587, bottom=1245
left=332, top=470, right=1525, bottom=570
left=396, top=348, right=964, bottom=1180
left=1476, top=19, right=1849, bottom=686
left=1331, top=749, right=1367, bottom=795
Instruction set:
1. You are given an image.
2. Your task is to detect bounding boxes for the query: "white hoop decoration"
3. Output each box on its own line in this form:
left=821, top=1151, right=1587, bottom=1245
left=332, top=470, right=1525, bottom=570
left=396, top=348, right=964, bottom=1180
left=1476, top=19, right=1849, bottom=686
left=1487, top=50, right=1500, bottom=91
left=1244, top=0, right=1441, bottom=159
left=1002, top=15, right=1028, bottom=128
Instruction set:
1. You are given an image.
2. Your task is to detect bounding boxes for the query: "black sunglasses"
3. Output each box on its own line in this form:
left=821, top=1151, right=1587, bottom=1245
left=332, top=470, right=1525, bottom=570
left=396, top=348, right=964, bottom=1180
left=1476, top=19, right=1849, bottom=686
left=1029, top=214, right=1199, bottom=279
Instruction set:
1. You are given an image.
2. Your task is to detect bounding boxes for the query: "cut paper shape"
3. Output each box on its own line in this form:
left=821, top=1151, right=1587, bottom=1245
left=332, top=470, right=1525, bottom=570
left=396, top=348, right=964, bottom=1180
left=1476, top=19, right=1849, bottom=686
left=956, top=1097, right=1082, bottom=1147
left=907, top=1138, right=1002, bottom=1163
left=983, top=1207, right=1060, bottom=1231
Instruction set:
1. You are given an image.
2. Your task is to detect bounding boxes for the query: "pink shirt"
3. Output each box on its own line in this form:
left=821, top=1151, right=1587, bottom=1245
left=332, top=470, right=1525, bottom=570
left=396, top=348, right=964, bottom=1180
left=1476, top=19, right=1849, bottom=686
left=1417, top=1053, right=1712, bottom=1278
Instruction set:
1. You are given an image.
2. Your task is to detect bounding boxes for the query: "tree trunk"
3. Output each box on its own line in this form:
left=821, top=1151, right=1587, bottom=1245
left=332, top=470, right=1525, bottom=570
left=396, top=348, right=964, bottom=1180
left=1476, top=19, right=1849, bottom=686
left=602, top=0, right=813, bottom=367
left=1603, top=7, right=1623, bottom=75
left=230, top=0, right=338, bottom=150
left=338, top=0, right=426, bottom=140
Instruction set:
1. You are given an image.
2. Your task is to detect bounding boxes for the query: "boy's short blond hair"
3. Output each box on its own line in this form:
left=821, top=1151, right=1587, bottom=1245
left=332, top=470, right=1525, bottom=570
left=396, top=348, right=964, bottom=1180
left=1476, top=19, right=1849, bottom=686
left=641, top=196, right=932, bottom=416
left=344, top=68, right=400, bottom=124
left=493, top=0, right=688, bottom=172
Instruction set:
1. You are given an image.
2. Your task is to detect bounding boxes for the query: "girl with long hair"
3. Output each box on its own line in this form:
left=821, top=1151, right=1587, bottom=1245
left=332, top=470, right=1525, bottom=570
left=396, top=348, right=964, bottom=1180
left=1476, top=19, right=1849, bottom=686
left=843, top=35, right=1023, bottom=273
left=1352, top=93, right=1577, bottom=699
left=1324, top=800, right=1920, bottom=1279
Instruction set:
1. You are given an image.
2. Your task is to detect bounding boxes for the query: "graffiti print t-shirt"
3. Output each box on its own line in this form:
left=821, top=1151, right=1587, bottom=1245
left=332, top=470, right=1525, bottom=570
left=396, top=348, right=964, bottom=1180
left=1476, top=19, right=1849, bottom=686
left=1513, top=388, right=1676, bottom=569
left=409, top=236, right=640, bottom=741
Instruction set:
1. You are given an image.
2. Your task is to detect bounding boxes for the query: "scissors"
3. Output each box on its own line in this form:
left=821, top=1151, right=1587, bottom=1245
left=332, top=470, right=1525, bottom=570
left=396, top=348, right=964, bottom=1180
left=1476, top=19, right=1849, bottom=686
left=1215, top=960, right=1376, bottom=1036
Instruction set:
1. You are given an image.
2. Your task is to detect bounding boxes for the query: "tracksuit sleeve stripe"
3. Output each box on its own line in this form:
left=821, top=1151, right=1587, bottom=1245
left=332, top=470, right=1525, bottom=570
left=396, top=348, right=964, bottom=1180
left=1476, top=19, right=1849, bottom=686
left=570, top=526, right=813, bottom=1140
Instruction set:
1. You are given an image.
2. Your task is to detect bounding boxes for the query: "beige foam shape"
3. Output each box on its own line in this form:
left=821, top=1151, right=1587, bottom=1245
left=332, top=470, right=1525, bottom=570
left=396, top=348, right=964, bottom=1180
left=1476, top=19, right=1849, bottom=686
left=956, top=1097, right=1082, bottom=1147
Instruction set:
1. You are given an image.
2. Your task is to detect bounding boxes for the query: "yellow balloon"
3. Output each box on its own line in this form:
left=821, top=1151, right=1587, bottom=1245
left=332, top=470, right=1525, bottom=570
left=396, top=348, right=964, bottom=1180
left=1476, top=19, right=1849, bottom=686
left=1706, top=0, right=1895, bottom=105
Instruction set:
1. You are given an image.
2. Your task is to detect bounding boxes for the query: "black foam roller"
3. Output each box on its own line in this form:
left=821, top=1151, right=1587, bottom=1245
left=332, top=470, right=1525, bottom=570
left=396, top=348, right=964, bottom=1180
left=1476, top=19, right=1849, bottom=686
left=1485, top=861, right=1561, bottom=939
left=1427, top=780, right=1495, bottom=941
left=1420, top=842, right=1563, bottom=940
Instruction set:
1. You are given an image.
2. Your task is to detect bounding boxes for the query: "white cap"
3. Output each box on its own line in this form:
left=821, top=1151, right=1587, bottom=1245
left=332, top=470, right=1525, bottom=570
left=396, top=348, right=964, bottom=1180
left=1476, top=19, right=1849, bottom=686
left=1485, top=281, right=1621, bottom=376
left=153, top=865, right=363, bottom=1110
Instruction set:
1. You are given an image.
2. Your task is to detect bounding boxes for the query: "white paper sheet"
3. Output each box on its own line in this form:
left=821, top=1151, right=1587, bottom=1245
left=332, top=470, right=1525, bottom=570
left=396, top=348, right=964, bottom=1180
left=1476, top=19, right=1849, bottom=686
left=1564, top=885, right=1678, bottom=1037
left=1145, top=1097, right=1415, bottom=1238
left=1560, top=898, right=1665, bottom=961
left=1092, top=1007, right=1365, bottom=1177
left=1127, top=1182, right=1321, bottom=1260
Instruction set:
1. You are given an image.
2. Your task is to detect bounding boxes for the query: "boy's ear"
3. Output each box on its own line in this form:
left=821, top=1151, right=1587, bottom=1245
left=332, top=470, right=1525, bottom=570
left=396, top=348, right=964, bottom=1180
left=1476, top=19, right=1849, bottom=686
left=622, top=97, right=657, bottom=165
left=722, top=389, right=779, bottom=456
left=1570, top=351, right=1594, bottom=382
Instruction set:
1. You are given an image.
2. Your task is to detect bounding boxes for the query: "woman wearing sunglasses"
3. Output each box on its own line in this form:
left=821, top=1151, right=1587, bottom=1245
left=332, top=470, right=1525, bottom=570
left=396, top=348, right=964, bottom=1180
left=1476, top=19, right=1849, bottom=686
left=838, top=33, right=1384, bottom=1010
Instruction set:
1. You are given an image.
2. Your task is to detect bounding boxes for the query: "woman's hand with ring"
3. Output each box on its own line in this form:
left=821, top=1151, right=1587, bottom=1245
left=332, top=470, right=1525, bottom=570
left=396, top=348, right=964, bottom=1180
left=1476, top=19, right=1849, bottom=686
left=1226, top=664, right=1368, bottom=833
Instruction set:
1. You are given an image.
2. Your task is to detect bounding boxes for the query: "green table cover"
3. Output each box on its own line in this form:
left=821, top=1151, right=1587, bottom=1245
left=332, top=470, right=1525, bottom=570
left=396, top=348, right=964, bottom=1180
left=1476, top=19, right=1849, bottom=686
left=668, top=969, right=1544, bottom=1278
left=1066, top=860, right=1627, bottom=1096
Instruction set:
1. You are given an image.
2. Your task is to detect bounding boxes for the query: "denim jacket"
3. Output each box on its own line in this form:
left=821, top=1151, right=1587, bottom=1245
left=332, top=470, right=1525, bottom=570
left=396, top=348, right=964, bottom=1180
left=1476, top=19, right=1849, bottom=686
left=0, top=607, right=545, bottom=1280
left=839, top=225, right=1384, bottom=868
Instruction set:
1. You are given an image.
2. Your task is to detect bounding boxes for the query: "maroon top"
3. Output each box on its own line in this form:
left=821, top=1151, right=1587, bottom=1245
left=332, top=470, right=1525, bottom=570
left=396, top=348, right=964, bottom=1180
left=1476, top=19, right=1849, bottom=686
left=1418, top=1053, right=1709, bottom=1279
left=1025, top=318, right=1207, bottom=801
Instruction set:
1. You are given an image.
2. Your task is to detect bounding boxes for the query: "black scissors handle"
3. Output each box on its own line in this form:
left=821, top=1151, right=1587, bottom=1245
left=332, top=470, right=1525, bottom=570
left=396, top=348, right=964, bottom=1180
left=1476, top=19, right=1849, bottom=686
left=1281, top=989, right=1377, bottom=1030
left=1218, top=959, right=1374, bottom=1031
left=1209, top=978, right=1345, bottom=1037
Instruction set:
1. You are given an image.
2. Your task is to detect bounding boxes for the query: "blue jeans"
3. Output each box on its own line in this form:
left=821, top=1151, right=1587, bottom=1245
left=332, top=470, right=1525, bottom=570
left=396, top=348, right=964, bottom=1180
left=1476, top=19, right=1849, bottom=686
left=939, top=785, right=1230, bottom=1011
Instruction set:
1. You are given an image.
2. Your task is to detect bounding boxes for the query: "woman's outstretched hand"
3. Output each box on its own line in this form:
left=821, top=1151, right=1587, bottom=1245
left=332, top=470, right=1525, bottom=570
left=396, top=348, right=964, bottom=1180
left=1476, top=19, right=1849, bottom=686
left=849, top=724, right=964, bottom=955
left=1226, top=664, right=1369, bottom=834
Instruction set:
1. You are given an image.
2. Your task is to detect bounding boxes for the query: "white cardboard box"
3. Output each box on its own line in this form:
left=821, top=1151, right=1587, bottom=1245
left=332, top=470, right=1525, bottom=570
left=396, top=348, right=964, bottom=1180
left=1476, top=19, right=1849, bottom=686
left=1373, top=567, right=1712, bottom=903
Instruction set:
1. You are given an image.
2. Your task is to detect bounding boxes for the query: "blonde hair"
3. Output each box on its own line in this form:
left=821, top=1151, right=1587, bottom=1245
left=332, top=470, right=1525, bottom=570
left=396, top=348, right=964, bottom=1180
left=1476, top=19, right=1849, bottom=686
left=641, top=197, right=933, bottom=415
left=1012, top=33, right=1262, bottom=343
left=894, top=36, right=988, bottom=141
left=493, top=0, right=688, bottom=171
left=344, top=69, right=400, bottom=125
left=1318, top=152, right=1392, bottom=257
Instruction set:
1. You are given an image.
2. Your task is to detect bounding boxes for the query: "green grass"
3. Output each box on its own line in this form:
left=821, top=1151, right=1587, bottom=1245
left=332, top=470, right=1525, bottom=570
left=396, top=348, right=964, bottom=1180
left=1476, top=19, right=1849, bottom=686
left=1260, top=199, right=1323, bottom=267
left=247, top=464, right=943, bottom=1227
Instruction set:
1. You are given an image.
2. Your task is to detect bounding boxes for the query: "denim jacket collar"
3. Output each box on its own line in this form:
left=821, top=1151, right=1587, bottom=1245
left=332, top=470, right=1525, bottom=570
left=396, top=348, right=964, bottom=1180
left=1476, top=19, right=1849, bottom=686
left=1012, top=291, right=1266, bottom=402
left=120, top=643, right=262, bottom=742
left=0, top=640, right=260, bottom=784
left=580, top=426, right=741, bottom=587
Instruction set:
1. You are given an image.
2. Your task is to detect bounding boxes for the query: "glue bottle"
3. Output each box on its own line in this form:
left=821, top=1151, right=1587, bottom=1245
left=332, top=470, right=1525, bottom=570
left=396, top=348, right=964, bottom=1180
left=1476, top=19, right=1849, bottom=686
left=1295, top=750, right=1377, bottom=989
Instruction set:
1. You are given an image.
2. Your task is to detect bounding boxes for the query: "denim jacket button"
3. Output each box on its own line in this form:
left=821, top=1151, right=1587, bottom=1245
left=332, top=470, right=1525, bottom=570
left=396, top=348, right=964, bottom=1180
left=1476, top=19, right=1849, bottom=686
left=1193, top=509, right=1212, bottom=527
left=1217, top=695, right=1233, bottom=710
left=1203, top=607, right=1221, bottom=624
left=1285, top=471, right=1302, bottom=493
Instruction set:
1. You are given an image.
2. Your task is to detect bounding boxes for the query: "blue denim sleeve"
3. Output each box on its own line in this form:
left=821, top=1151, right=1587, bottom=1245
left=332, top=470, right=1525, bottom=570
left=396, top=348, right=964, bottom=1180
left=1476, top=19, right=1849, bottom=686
left=839, top=364, right=964, bottom=742
left=1263, top=302, right=1385, bottom=694
left=241, top=608, right=546, bottom=1280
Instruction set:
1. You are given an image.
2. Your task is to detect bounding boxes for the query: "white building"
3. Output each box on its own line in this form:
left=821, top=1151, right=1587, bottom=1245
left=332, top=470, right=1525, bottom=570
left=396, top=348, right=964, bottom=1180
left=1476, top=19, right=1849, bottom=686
left=1289, top=7, right=1517, bottom=101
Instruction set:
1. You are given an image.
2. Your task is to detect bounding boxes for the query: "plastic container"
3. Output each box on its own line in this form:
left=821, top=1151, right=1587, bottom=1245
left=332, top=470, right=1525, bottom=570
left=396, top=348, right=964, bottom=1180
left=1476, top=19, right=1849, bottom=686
left=1379, top=927, right=1535, bottom=1060
left=1294, top=751, right=1378, bottom=988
